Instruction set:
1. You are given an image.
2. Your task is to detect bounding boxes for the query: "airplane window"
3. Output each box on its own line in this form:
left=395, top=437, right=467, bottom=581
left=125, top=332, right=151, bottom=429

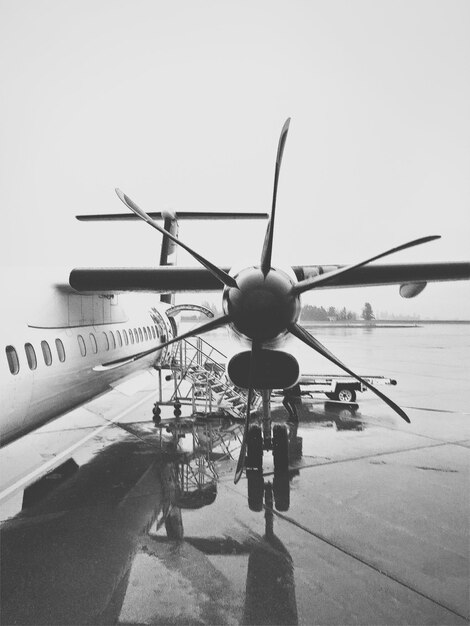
left=143, top=327, right=148, bottom=341
left=24, top=343, right=37, bottom=370
left=138, top=327, right=143, bottom=342
left=6, top=346, right=19, bottom=375
left=77, top=335, right=86, bottom=356
left=116, top=330, right=122, bottom=348
left=102, top=332, right=109, bottom=351
left=134, top=329, right=139, bottom=343
left=129, top=329, right=134, bottom=345
left=151, top=326, right=156, bottom=339
left=123, top=329, right=129, bottom=345
left=109, top=331, right=116, bottom=349
left=41, top=340, right=52, bottom=366
left=55, top=338, right=66, bottom=362
left=89, top=333, right=98, bottom=354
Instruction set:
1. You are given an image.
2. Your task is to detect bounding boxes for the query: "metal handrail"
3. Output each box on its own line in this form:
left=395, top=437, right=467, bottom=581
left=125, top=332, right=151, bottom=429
left=168, top=335, right=260, bottom=416
left=184, top=335, right=227, bottom=360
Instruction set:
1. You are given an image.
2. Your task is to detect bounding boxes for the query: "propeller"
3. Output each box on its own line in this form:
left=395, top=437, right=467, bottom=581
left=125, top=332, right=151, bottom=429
left=115, top=188, right=238, bottom=289
left=288, top=323, right=410, bottom=422
left=260, top=118, right=290, bottom=275
left=292, top=235, right=441, bottom=294
left=234, top=342, right=259, bottom=484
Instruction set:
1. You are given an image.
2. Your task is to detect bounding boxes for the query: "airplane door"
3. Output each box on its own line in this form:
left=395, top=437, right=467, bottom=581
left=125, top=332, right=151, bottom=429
left=150, top=308, right=169, bottom=363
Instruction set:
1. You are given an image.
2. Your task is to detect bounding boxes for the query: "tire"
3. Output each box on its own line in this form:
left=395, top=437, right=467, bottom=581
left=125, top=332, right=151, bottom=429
left=247, top=470, right=264, bottom=511
left=273, top=471, right=290, bottom=512
left=273, top=424, right=289, bottom=471
left=336, top=387, right=356, bottom=402
left=246, top=425, right=263, bottom=472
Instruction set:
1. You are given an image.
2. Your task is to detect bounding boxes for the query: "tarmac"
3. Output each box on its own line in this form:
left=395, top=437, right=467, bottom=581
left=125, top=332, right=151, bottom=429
left=0, top=375, right=469, bottom=625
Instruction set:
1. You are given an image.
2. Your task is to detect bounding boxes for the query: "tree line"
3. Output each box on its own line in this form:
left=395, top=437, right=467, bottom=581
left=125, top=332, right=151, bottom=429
left=198, top=301, right=375, bottom=322
left=300, top=305, right=356, bottom=321
left=301, top=302, right=375, bottom=322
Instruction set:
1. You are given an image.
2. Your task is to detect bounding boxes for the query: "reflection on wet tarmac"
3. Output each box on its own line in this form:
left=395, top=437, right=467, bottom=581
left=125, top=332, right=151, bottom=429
left=1, top=416, right=300, bottom=625
left=243, top=483, right=297, bottom=625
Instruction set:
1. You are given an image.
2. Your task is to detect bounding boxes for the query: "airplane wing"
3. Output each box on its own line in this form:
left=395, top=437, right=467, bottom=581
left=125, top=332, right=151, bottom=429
left=69, top=263, right=470, bottom=293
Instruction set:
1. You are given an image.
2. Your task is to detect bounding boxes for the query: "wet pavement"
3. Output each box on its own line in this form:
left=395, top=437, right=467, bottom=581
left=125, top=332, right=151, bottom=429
left=1, top=388, right=469, bottom=625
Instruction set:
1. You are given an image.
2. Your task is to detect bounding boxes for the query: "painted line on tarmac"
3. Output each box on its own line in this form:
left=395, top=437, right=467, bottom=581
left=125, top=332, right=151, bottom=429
left=271, top=507, right=468, bottom=622
left=261, top=440, right=451, bottom=478
left=0, top=391, right=156, bottom=504
left=403, top=405, right=470, bottom=415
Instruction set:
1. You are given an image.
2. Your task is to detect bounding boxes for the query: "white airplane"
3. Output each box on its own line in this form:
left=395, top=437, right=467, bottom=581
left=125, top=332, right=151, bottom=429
left=2, top=119, right=469, bottom=482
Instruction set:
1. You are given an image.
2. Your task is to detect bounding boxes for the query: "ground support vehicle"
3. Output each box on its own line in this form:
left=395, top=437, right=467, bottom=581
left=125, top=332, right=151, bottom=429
left=297, top=374, right=397, bottom=403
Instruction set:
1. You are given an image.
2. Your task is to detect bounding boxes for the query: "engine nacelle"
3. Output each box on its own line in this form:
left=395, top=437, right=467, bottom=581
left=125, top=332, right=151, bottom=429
left=227, top=349, right=300, bottom=390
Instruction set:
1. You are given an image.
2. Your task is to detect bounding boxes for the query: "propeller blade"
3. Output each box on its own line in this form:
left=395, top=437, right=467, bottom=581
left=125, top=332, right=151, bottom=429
left=115, top=189, right=238, bottom=289
left=260, top=118, right=291, bottom=275
left=101, top=314, right=231, bottom=368
left=234, top=342, right=259, bottom=484
left=292, top=235, right=441, bottom=295
left=288, top=323, right=411, bottom=423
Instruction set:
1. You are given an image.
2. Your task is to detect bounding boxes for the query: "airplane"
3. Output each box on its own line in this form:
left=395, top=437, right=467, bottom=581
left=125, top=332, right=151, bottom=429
left=2, top=119, right=469, bottom=484
left=67, top=118, right=470, bottom=484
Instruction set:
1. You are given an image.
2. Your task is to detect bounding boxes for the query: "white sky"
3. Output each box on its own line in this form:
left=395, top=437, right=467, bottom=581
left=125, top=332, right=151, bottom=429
left=1, top=0, right=469, bottom=318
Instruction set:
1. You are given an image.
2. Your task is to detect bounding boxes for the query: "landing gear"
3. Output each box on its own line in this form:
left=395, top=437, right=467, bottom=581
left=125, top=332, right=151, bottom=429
left=243, top=390, right=290, bottom=513
left=244, top=388, right=289, bottom=475
left=273, top=424, right=289, bottom=471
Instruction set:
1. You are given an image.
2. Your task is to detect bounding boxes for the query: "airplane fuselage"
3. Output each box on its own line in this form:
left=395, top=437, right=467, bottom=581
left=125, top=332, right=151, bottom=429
left=0, top=277, right=173, bottom=446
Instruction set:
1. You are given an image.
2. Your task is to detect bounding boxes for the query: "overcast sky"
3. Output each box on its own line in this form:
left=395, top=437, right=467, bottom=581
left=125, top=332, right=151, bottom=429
left=1, top=0, right=469, bottom=318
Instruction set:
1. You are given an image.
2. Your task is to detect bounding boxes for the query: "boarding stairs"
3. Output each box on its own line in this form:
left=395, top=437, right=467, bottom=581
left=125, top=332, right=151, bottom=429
left=169, top=336, right=261, bottom=419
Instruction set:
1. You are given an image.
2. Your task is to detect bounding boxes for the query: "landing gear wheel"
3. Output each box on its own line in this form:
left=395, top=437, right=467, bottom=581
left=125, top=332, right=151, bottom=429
left=337, top=388, right=356, bottom=402
left=247, top=470, right=264, bottom=512
left=246, top=425, right=263, bottom=472
left=273, top=471, right=290, bottom=511
left=273, top=424, right=289, bottom=472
